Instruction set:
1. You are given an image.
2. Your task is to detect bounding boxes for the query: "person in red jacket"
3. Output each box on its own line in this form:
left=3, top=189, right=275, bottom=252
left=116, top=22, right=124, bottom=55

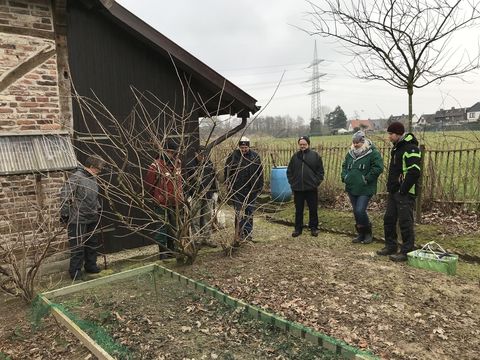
left=145, top=140, right=183, bottom=258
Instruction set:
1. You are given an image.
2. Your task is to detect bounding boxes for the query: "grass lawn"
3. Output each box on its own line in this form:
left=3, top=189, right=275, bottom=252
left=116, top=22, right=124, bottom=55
left=270, top=204, right=480, bottom=264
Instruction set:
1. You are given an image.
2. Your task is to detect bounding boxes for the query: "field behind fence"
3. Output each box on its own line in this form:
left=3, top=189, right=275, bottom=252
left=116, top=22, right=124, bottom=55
left=211, top=141, right=480, bottom=208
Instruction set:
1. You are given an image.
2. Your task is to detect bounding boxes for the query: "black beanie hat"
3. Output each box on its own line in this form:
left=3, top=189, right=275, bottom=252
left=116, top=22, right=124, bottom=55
left=164, top=140, right=178, bottom=150
left=298, top=135, right=310, bottom=145
left=387, top=122, right=405, bottom=135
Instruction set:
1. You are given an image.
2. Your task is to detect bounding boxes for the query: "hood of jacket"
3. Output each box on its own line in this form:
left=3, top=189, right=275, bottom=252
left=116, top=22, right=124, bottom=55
left=394, top=132, right=419, bottom=149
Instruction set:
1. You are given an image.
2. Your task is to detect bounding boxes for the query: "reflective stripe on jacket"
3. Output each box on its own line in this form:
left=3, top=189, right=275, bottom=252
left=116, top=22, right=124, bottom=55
left=386, top=133, right=421, bottom=196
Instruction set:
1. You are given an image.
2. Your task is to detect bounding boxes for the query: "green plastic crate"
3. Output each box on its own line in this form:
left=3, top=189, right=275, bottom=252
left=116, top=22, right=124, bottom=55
left=407, top=242, right=458, bottom=276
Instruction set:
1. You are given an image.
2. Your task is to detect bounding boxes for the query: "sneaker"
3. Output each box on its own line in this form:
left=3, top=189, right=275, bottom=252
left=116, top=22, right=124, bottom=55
left=310, top=229, right=319, bottom=237
left=390, top=253, right=408, bottom=262
left=376, top=247, right=397, bottom=256
left=291, top=231, right=302, bottom=238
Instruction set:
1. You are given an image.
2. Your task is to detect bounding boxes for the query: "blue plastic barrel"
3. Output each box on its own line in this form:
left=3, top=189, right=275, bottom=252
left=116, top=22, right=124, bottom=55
left=270, top=166, right=292, bottom=202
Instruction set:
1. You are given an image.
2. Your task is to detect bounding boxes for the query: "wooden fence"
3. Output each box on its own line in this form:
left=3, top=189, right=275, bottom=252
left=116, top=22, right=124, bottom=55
left=211, top=143, right=480, bottom=209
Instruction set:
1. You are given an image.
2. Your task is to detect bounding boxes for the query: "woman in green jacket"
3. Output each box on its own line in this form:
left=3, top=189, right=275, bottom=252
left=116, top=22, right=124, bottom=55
left=341, top=131, right=384, bottom=244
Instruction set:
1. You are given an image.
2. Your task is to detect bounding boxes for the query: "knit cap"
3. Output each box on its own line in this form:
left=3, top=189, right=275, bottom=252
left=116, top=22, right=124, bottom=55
left=352, top=130, right=365, bottom=143
left=387, top=121, right=405, bottom=135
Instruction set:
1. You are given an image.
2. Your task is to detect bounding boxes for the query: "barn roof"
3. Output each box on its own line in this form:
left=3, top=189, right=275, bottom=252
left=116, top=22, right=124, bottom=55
left=83, top=0, right=259, bottom=118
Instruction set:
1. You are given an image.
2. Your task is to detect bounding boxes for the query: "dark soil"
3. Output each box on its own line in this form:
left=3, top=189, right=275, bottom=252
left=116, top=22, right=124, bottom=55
left=1, top=209, right=479, bottom=360
left=54, top=273, right=339, bottom=360
left=173, top=215, right=480, bottom=360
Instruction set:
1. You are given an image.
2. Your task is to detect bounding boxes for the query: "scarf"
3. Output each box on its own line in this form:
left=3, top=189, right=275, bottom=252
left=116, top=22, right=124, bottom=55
left=350, top=139, right=373, bottom=159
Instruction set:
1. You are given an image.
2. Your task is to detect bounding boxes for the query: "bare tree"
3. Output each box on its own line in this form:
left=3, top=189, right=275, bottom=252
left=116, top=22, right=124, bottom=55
left=73, top=86, right=266, bottom=264
left=0, top=182, right=65, bottom=303
left=305, top=0, right=480, bottom=130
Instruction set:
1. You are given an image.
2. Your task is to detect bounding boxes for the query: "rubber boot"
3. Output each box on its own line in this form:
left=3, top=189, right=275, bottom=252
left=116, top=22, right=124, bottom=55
left=362, top=223, right=373, bottom=244
left=352, top=224, right=364, bottom=243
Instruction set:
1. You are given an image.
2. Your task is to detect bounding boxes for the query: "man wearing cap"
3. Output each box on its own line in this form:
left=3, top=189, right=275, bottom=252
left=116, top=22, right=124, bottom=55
left=287, top=136, right=324, bottom=237
left=185, top=145, right=218, bottom=248
left=60, top=155, right=105, bottom=280
left=145, top=140, right=183, bottom=259
left=224, top=137, right=264, bottom=243
left=377, top=122, right=421, bottom=262
left=341, top=131, right=383, bottom=244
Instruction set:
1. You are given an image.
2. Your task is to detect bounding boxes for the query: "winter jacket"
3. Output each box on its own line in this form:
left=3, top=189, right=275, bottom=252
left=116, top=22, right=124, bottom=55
left=341, top=140, right=384, bottom=196
left=287, top=149, right=324, bottom=192
left=60, top=168, right=101, bottom=225
left=184, top=157, right=218, bottom=199
left=145, top=155, right=184, bottom=206
left=224, top=149, right=264, bottom=198
left=386, top=133, right=421, bottom=196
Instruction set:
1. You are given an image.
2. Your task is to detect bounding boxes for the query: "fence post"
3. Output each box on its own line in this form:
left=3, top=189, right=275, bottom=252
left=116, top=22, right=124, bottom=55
left=416, top=144, right=426, bottom=224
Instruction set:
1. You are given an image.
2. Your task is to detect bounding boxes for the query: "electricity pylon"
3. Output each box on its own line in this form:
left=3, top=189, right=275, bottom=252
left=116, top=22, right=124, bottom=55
left=307, top=41, right=326, bottom=124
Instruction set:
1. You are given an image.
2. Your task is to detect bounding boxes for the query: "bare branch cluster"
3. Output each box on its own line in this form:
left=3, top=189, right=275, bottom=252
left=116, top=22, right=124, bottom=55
left=307, top=0, right=480, bottom=89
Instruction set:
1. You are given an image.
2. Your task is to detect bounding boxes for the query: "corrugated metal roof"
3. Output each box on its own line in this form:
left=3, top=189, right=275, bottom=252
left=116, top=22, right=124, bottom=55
left=0, top=134, right=77, bottom=175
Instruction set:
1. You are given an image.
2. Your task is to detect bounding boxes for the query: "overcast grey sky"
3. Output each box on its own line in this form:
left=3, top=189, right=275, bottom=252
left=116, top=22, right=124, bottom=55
left=117, top=0, right=480, bottom=122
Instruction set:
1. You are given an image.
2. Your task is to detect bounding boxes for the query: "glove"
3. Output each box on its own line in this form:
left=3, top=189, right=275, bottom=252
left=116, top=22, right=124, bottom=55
left=212, top=192, right=218, bottom=202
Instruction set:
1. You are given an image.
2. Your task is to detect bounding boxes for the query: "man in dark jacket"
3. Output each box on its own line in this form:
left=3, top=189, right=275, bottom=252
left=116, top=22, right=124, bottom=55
left=60, top=156, right=105, bottom=280
left=224, top=137, right=264, bottom=243
left=185, top=145, right=218, bottom=247
left=377, top=122, right=421, bottom=262
left=287, top=136, right=324, bottom=237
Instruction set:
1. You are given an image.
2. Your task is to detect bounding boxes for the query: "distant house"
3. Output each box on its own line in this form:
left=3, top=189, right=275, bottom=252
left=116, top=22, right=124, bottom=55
left=388, top=114, right=419, bottom=127
left=417, top=113, right=435, bottom=128
left=466, top=102, right=480, bottom=122
left=434, top=107, right=466, bottom=125
left=347, top=119, right=373, bottom=132
left=369, top=118, right=388, bottom=131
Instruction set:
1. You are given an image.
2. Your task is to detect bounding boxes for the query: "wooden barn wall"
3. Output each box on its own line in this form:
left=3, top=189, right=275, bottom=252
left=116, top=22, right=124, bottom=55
left=66, top=1, right=203, bottom=252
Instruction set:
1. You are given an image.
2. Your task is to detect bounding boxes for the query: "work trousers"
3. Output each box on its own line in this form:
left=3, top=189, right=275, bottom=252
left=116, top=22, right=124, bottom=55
left=383, top=192, right=416, bottom=254
left=68, top=222, right=99, bottom=277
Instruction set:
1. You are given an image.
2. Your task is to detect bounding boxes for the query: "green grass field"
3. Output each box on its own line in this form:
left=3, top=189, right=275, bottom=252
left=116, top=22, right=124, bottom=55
left=245, top=130, right=480, bottom=149
left=212, top=130, right=480, bottom=204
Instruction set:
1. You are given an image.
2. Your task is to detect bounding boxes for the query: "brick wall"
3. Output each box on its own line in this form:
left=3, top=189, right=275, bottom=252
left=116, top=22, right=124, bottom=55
left=0, top=1, right=70, bottom=265
left=0, top=0, right=61, bottom=132
left=0, top=172, right=67, bottom=251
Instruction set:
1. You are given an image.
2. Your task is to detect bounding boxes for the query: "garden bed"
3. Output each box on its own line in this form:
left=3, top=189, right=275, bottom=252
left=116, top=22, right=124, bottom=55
left=34, top=265, right=375, bottom=359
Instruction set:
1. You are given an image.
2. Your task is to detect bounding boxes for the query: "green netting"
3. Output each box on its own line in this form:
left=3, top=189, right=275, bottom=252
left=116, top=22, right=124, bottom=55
left=31, top=266, right=379, bottom=359
left=30, top=295, right=132, bottom=359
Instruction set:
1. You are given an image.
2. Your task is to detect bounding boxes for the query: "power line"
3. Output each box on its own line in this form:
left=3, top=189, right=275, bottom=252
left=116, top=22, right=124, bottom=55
left=218, top=61, right=310, bottom=72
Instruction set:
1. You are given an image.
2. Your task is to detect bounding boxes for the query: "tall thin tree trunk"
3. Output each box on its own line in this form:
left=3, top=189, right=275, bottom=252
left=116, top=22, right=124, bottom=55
left=408, top=85, right=414, bottom=132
